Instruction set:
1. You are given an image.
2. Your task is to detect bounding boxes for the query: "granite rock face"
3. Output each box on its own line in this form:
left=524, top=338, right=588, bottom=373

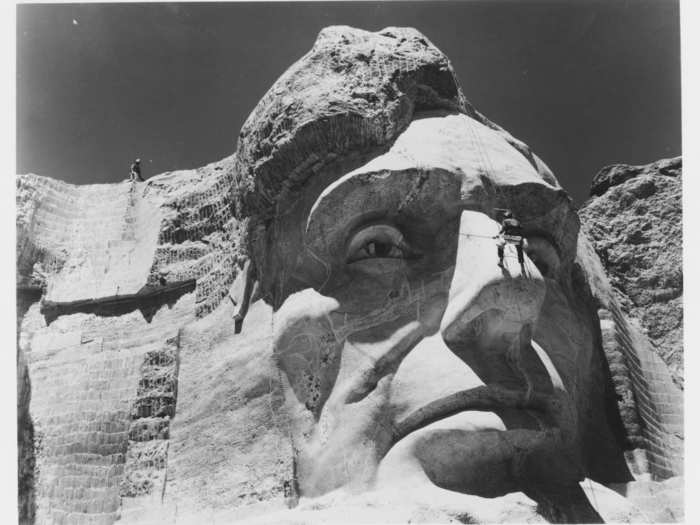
left=17, top=155, right=244, bottom=318
left=577, top=158, right=683, bottom=482
left=17, top=26, right=682, bottom=524
left=579, top=157, right=682, bottom=388
left=15, top=159, right=280, bottom=525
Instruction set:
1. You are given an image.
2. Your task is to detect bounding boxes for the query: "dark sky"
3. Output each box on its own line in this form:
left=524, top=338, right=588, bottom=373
left=16, top=1, right=681, bottom=205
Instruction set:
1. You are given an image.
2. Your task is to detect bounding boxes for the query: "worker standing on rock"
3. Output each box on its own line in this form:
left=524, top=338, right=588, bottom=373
left=497, top=209, right=526, bottom=267
left=130, top=158, right=144, bottom=182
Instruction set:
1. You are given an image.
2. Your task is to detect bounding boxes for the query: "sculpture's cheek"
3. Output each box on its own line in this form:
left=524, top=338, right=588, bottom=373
left=533, top=281, right=591, bottom=399
left=271, top=278, right=452, bottom=495
left=272, top=290, right=344, bottom=418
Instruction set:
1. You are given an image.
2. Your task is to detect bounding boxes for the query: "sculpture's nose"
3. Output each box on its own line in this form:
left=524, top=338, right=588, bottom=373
left=441, top=211, right=545, bottom=338
left=439, top=210, right=547, bottom=390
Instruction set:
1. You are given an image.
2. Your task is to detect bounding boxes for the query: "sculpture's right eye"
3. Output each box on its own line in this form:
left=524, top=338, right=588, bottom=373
left=346, top=224, right=419, bottom=264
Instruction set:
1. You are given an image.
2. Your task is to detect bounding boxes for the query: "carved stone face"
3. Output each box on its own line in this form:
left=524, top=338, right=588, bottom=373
left=266, top=111, right=617, bottom=514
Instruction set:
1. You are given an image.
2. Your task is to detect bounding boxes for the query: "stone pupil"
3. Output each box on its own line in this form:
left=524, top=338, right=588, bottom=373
left=366, top=241, right=393, bottom=257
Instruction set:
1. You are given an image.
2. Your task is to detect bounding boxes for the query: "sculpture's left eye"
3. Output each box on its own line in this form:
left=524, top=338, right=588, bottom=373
left=346, top=224, right=417, bottom=263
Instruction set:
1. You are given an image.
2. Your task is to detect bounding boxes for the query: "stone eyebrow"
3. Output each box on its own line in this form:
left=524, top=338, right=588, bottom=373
left=304, top=168, right=464, bottom=242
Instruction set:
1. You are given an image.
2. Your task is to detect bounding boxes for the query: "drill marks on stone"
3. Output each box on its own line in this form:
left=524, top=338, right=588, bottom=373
left=29, top=344, right=142, bottom=525
left=17, top=177, right=76, bottom=288
left=22, top=288, right=195, bottom=525
left=17, top=175, right=164, bottom=305
left=300, top=369, right=323, bottom=413
left=605, top=300, right=683, bottom=478
left=18, top=159, right=242, bottom=320
left=149, top=165, right=242, bottom=318
left=120, top=334, right=181, bottom=519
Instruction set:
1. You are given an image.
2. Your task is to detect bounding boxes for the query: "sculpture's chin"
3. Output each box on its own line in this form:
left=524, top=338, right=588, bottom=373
left=377, top=411, right=561, bottom=499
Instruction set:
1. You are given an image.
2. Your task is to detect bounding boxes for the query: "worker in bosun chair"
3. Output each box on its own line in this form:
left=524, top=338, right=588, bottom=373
left=497, top=209, right=526, bottom=268
left=130, top=158, right=144, bottom=182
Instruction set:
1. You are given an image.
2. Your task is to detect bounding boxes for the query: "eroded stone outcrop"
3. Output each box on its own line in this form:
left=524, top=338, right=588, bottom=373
left=580, top=157, right=682, bottom=387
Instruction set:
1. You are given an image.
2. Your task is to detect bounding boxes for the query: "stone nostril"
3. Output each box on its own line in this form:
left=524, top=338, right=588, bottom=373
left=443, top=308, right=501, bottom=347
left=467, top=314, right=485, bottom=339
left=442, top=312, right=556, bottom=399
left=460, top=311, right=486, bottom=341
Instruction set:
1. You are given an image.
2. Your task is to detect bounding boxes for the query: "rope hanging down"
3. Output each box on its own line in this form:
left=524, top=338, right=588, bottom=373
left=466, top=114, right=507, bottom=213
left=458, top=232, right=498, bottom=240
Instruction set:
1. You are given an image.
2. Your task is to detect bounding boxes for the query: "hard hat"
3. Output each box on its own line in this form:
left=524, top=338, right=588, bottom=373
left=135, top=158, right=141, bottom=163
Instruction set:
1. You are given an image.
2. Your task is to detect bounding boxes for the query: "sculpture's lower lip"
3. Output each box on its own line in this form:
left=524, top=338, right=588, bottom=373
left=392, top=385, right=558, bottom=442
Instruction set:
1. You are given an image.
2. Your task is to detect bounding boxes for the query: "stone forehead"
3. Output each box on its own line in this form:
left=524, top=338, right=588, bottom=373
left=233, top=25, right=560, bottom=222
left=308, top=114, right=559, bottom=229
left=305, top=114, right=576, bottom=261
left=346, top=114, right=548, bottom=187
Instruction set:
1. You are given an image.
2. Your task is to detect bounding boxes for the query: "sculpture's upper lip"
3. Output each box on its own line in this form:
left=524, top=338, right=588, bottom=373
left=392, top=384, right=559, bottom=441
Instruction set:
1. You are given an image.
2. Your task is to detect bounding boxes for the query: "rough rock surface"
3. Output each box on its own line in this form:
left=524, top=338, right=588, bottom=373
left=16, top=158, right=255, bottom=525
left=579, top=157, right=682, bottom=388
left=17, top=155, right=244, bottom=318
left=576, top=158, right=683, bottom=481
left=17, top=26, right=682, bottom=524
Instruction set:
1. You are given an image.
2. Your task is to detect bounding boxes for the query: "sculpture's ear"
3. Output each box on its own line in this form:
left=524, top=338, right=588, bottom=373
left=228, top=258, right=257, bottom=333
